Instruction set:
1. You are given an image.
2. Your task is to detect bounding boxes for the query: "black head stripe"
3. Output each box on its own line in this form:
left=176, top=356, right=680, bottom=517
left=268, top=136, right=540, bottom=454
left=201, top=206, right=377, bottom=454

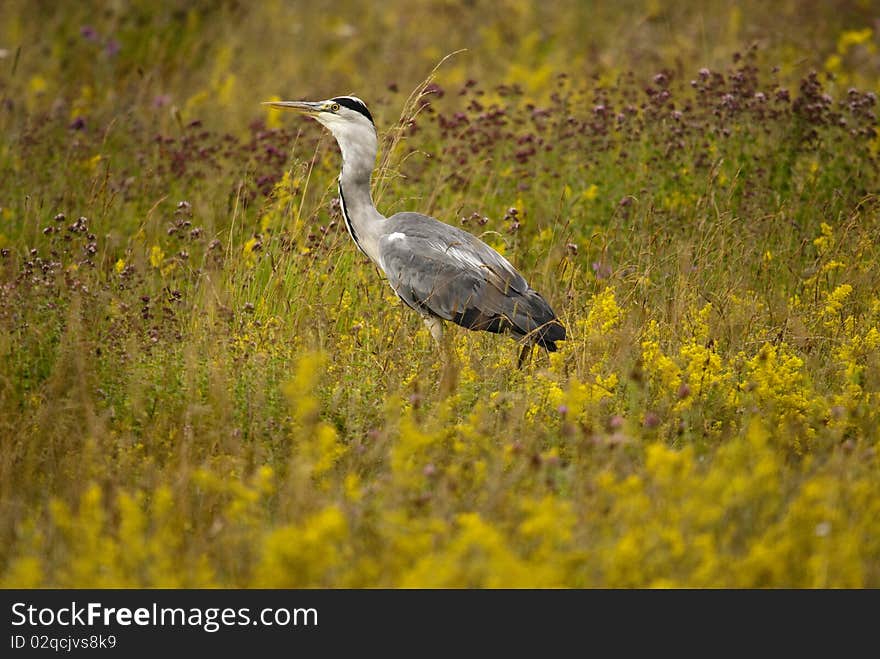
left=332, top=96, right=374, bottom=124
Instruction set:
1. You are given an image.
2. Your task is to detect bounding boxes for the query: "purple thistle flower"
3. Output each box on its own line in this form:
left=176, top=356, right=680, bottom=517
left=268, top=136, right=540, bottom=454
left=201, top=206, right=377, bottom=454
left=591, top=261, right=612, bottom=279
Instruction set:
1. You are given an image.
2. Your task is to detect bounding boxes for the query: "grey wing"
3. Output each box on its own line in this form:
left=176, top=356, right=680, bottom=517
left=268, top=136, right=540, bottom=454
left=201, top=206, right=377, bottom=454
left=378, top=213, right=565, bottom=345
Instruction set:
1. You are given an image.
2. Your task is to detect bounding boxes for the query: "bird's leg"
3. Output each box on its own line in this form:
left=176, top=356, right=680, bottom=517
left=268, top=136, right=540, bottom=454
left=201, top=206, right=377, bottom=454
left=424, top=316, right=444, bottom=347
left=517, top=343, right=534, bottom=370
left=424, top=316, right=458, bottom=395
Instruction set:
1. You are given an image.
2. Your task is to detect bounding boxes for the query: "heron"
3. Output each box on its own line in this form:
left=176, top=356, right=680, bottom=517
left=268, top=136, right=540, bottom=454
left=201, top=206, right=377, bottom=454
left=264, top=95, right=566, bottom=367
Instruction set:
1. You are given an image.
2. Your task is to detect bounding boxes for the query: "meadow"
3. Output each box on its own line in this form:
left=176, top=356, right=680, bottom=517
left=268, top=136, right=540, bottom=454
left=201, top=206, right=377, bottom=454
left=1, top=0, right=879, bottom=587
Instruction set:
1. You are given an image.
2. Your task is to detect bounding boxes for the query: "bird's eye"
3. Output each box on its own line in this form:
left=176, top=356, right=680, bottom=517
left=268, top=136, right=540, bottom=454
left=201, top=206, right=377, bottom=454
left=330, top=103, right=340, bottom=112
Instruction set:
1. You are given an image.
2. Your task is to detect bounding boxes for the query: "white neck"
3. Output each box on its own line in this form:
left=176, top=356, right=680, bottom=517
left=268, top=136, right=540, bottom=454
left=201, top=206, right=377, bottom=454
left=329, top=122, right=385, bottom=264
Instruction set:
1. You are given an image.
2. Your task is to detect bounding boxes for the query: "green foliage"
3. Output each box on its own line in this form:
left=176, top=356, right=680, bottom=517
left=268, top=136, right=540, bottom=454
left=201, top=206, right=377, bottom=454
left=1, top=0, right=879, bottom=587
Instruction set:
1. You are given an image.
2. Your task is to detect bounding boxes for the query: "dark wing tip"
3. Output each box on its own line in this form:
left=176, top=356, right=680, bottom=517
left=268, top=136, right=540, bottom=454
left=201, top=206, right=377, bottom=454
left=535, top=319, right=566, bottom=351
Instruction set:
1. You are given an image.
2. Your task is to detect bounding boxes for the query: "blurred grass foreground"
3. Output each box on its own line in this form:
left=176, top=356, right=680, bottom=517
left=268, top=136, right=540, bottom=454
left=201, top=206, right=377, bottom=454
left=1, top=0, right=879, bottom=587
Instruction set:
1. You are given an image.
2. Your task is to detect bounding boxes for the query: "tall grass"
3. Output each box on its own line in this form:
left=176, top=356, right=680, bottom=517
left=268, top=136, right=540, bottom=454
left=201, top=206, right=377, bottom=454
left=1, top=1, right=879, bottom=587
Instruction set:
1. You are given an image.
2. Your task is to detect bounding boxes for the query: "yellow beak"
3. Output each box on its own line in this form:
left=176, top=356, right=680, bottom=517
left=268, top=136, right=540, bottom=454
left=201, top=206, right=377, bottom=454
left=261, top=100, right=323, bottom=115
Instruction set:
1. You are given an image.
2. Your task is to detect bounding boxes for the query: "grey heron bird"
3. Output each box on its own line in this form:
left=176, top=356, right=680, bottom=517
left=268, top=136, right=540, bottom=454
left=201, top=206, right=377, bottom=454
left=264, top=95, right=566, bottom=365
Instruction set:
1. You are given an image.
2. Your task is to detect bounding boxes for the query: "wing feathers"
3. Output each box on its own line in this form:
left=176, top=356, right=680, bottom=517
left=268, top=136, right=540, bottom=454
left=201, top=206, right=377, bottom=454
left=379, top=213, right=565, bottom=349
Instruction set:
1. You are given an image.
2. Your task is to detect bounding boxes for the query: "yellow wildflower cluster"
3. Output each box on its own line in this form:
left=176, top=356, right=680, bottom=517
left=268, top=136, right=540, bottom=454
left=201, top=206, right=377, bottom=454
left=5, top=410, right=878, bottom=587
left=284, top=352, right=348, bottom=481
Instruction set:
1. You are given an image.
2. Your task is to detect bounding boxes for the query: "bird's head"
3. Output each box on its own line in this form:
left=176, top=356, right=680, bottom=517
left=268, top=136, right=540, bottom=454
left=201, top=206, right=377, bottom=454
left=264, top=96, right=377, bottom=173
left=263, top=96, right=376, bottom=160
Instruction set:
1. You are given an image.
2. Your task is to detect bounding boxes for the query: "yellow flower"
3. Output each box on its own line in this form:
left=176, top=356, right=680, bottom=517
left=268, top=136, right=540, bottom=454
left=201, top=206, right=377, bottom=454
left=581, top=184, right=599, bottom=201
left=813, top=222, right=833, bottom=254
left=585, top=287, right=620, bottom=335
left=242, top=237, right=260, bottom=267
left=264, top=95, right=284, bottom=129
left=149, top=245, right=164, bottom=268
left=823, top=284, right=853, bottom=326
left=28, top=74, right=47, bottom=95
left=824, top=54, right=842, bottom=73
left=256, top=507, right=349, bottom=587
left=86, top=154, right=102, bottom=172
left=837, top=28, right=873, bottom=55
